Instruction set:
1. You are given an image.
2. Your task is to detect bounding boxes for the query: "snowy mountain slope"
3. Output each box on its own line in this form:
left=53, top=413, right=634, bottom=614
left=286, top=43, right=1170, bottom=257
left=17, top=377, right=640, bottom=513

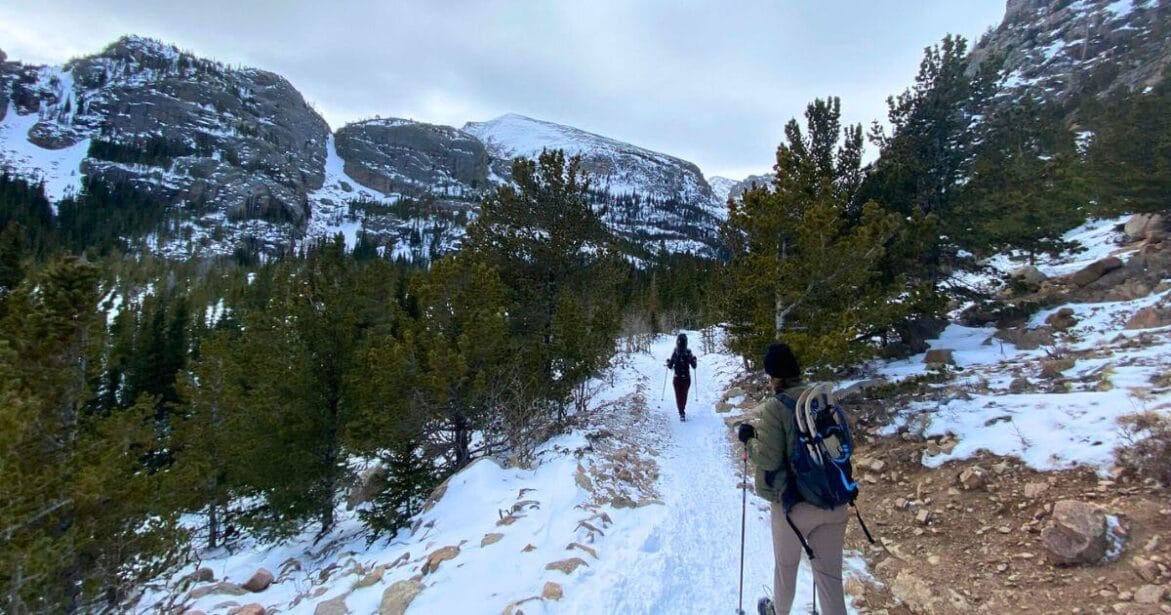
left=138, top=332, right=866, bottom=614
left=874, top=216, right=1171, bottom=475
left=464, top=114, right=716, bottom=206
left=707, top=175, right=738, bottom=205
left=0, top=98, right=89, bottom=205
left=463, top=114, right=726, bottom=257
left=975, top=0, right=1171, bottom=101
left=0, top=37, right=725, bottom=260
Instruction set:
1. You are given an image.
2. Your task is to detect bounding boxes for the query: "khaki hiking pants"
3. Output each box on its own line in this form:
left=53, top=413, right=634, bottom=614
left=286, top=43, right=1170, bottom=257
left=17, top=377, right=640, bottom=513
left=770, top=501, right=849, bottom=615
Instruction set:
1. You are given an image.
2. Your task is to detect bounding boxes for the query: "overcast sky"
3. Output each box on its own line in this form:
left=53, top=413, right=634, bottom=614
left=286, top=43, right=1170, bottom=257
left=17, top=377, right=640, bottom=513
left=0, top=1, right=1005, bottom=179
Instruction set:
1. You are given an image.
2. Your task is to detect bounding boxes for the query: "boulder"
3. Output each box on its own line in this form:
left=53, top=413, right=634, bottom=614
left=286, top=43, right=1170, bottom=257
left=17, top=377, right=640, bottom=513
left=1040, top=358, right=1076, bottom=379
left=1011, top=265, right=1048, bottom=285
left=958, top=466, right=987, bottom=491
left=227, top=605, right=265, bottom=615
left=1068, top=257, right=1124, bottom=287
left=315, top=595, right=349, bottom=615
left=924, top=349, right=955, bottom=366
left=346, top=466, right=389, bottom=510
left=1125, top=306, right=1171, bottom=330
left=481, top=533, right=504, bottom=547
left=192, top=567, right=215, bottom=583
left=242, top=568, right=274, bottom=592
left=1041, top=500, right=1109, bottom=566
left=994, top=326, right=1055, bottom=350
left=542, top=582, right=564, bottom=601
left=353, top=566, right=385, bottom=589
left=545, top=557, right=589, bottom=575
left=1009, top=377, right=1031, bottom=394
left=1124, top=213, right=1167, bottom=242
left=894, top=316, right=950, bottom=356
left=379, top=579, right=424, bottom=615
left=1044, top=307, right=1078, bottom=332
left=1023, top=482, right=1050, bottom=499
left=422, top=546, right=460, bottom=575
left=1134, top=584, right=1167, bottom=604
left=188, top=581, right=248, bottom=600
left=715, top=400, right=733, bottom=413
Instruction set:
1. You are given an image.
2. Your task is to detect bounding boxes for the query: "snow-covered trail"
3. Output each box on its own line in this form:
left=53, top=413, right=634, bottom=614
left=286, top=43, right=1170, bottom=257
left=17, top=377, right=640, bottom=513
left=570, top=334, right=827, bottom=615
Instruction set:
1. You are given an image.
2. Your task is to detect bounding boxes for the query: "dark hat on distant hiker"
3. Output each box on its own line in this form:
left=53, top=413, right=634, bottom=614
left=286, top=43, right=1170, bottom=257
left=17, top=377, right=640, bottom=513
left=763, top=342, right=800, bottom=379
left=676, top=333, right=688, bottom=347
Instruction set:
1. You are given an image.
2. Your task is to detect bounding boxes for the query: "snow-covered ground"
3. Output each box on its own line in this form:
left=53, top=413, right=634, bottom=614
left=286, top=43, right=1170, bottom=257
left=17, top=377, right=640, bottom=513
left=139, top=332, right=864, bottom=614
left=880, top=216, right=1171, bottom=475
left=0, top=102, right=90, bottom=206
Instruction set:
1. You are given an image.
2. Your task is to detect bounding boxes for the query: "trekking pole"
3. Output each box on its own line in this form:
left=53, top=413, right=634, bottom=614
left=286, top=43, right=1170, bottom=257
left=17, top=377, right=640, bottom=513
left=693, top=365, right=698, bottom=402
left=660, top=367, right=668, bottom=402
left=737, top=441, right=748, bottom=615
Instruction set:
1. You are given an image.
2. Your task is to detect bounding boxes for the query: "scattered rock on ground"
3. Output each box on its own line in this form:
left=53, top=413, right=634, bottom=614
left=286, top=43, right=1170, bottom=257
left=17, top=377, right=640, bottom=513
left=545, top=557, right=589, bottom=575
left=958, top=466, right=988, bottom=491
left=1069, top=257, right=1124, bottom=287
left=422, top=546, right=460, bottom=575
left=242, top=569, right=274, bottom=593
left=346, top=466, right=389, bottom=510
left=1041, top=358, right=1076, bottom=379
left=1042, top=500, right=1109, bottom=566
left=353, top=566, right=385, bottom=589
left=1023, top=482, right=1050, bottom=499
left=891, top=570, right=971, bottom=613
left=1010, top=376, right=1031, bottom=393
left=315, top=594, right=349, bottom=615
left=542, top=581, right=564, bottom=601
left=1012, top=265, right=1048, bottom=285
left=379, top=579, right=424, bottom=615
left=1124, top=213, right=1166, bottom=241
left=481, top=533, right=504, bottom=547
left=227, top=605, right=265, bottom=615
left=994, top=326, right=1056, bottom=350
left=1133, top=584, right=1167, bottom=604
left=1126, top=305, right=1171, bottom=330
left=924, top=348, right=955, bottom=366
left=1045, top=307, right=1078, bottom=331
left=188, top=582, right=248, bottom=600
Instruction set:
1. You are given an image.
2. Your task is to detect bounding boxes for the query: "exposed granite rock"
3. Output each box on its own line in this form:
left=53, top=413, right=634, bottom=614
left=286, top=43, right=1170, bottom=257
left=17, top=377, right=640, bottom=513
left=335, top=119, right=488, bottom=198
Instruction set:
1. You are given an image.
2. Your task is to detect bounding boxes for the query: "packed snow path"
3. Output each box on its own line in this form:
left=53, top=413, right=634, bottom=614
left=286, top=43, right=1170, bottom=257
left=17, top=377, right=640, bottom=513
left=142, top=332, right=863, bottom=614
left=570, top=333, right=839, bottom=615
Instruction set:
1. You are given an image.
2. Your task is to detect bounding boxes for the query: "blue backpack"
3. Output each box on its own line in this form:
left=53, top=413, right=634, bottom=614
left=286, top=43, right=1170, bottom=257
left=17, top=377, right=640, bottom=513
left=778, top=383, right=874, bottom=558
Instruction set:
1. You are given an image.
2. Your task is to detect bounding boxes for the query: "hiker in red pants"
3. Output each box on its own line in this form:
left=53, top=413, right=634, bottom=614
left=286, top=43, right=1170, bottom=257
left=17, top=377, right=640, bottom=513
left=666, top=333, right=697, bottom=420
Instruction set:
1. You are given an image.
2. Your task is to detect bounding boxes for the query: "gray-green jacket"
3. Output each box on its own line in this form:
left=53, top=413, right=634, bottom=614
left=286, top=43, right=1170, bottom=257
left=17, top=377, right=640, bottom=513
left=747, top=385, right=805, bottom=502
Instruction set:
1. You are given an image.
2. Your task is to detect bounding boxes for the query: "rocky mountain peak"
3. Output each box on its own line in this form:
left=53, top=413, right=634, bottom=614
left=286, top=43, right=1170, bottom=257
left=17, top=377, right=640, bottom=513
left=976, top=0, right=1171, bottom=100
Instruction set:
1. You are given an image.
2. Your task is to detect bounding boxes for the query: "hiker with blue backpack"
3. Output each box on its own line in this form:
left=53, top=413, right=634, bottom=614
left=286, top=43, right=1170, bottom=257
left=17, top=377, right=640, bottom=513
left=735, top=342, right=873, bottom=615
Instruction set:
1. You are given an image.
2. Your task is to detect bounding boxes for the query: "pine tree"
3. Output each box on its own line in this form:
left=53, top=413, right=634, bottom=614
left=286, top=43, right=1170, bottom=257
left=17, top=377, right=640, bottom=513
left=723, top=98, right=903, bottom=369
left=864, top=35, right=1001, bottom=219
left=0, top=256, right=180, bottom=612
left=464, top=150, right=620, bottom=409
left=955, top=95, right=1086, bottom=259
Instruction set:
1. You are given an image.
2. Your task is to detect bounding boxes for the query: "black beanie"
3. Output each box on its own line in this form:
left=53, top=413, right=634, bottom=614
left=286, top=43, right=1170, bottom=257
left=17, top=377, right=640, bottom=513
left=677, top=333, right=687, bottom=348
left=763, top=342, right=800, bottom=379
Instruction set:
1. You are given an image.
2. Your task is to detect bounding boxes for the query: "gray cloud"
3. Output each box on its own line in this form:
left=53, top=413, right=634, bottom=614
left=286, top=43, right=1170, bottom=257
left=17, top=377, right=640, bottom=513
left=0, top=0, right=1004, bottom=179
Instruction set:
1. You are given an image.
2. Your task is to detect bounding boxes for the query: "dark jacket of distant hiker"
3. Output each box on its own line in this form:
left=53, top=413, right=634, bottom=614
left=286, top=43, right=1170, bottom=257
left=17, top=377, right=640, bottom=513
left=741, top=342, right=849, bottom=615
left=666, top=334, right=697, bottom=416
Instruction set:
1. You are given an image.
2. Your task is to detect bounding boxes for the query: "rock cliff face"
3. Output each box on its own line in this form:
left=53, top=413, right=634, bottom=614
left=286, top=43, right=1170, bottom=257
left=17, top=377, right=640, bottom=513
left=974, top=0, right=1171, bottom=100
left=334, top=118, right=489, bottom=200
left=0, top=36, right=330, bottom=229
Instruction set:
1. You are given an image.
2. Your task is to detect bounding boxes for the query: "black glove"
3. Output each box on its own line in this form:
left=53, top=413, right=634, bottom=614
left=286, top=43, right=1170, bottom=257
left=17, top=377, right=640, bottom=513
left=736, top=423, right=756, bottom=444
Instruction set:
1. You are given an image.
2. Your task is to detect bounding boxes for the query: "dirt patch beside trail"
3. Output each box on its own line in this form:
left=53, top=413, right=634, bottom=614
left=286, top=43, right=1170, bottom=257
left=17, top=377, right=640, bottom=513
left=844, top=431, right=1171, bottom=614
